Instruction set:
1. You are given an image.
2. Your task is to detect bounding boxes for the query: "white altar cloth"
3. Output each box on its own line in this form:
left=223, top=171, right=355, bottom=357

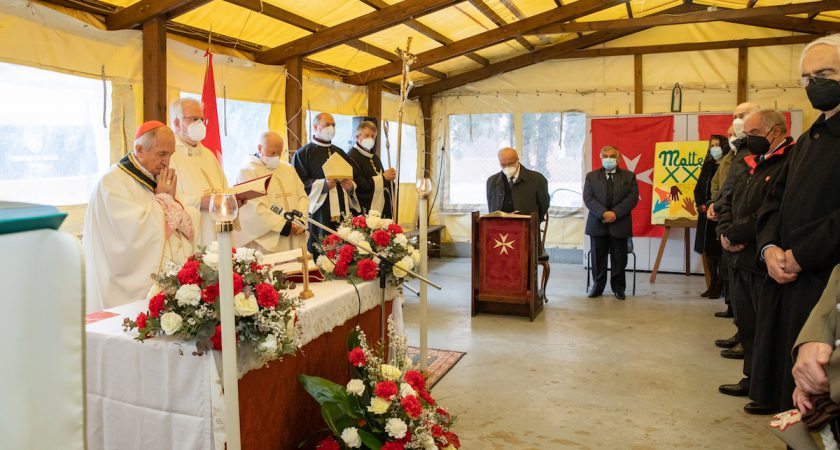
left=85, top=279, right=399, bottom=450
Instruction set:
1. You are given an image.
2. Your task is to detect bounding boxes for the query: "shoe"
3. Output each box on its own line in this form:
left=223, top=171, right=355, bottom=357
left=721, top=343, right=745, bottom=359
left=588, top=291, right=603, bottom=298
left=615, top=292, right=626, bottom=300
left=715, top=334, right=739, bottom=349
left=719, top=378, right=750, bottom=397
left=715, top=306, right=734, bottom=318
left=744, top=401, right=777, bottom=415
left=706, top=289, right=722, bottom=300
left=700, top=289, right=711, bottom=298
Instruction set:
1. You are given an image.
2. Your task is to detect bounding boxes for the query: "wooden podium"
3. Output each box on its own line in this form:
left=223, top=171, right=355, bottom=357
left=471, top=211, right=543, bottom=321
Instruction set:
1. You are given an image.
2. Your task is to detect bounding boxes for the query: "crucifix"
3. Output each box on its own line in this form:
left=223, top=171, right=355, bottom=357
left=392, top=37, right=417, bottom=222
left=275, top=176, right=313, bottom=299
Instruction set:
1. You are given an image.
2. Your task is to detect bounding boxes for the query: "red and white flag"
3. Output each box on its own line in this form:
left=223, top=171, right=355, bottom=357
left=201, top=50, right=223, bottom=162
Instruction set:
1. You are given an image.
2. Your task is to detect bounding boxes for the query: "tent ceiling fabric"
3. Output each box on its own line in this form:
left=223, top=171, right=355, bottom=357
left=34, top=0, right=840, bottom=92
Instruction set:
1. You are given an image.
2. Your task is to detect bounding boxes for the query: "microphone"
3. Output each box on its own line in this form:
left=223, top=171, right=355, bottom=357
left=270, top=205, right=304, bottom=222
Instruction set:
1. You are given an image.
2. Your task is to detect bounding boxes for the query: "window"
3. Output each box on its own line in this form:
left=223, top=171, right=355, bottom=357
left=381, top=121, right=418, bottom=184
left=181, top=92, right=271, bottom=185
left=522, top=112, right=586, bottom=209
left=445, top=113, right=513, bottom=209
left=304, top=110, right=355, bottom=151
left=0, top=63, right=111, bottom=206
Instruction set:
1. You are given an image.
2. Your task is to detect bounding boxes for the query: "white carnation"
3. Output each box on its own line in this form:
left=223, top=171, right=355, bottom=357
left=346, top=379, right=365, bottom=396
left=380, top=364, right=402, bottom=381
left=206, top=241, right=219, bottom=254
left=258, top=334, right=278, bottom=355
left=366, top=215, right=383, bottom=230
left=337, top=226, right=352, bottom=238
left=160, top=311, right=183, bottom=335
left=341, top=427, right=362, bottom=448
left=234, top=247, right=257, bottom=264
left=392, top=256, right=415, bottom=279
left=175, top=284, right=201, bottom=306
left=316, top=255, right=335, bottom=273
left=380, top=218, right=393, bottom=228
left=421, top=434, right=436, bottom=450
left=357, top=241, right=373, bottom=255
left=399, top=382, right=416, bottom=398
left=393, top=233, right=408, bottom=246
left=203, top=252, right=219, bottom=270
left=233, top=292, right=259, bottom=316
left=347, top=230, right=365, bottom=246
left=385, top=417, right=408, bottom=439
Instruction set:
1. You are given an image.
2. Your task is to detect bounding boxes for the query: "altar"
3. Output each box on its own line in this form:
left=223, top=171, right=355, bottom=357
left=86, top=280, right=399, bottom=450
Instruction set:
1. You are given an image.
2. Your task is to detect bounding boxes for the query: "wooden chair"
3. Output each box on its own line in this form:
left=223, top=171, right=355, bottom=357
left=538, top=211, right=550, bottom=303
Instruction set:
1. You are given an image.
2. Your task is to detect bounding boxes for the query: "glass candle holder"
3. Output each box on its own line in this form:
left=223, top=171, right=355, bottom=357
left=210, top=193, right=238, bottom=232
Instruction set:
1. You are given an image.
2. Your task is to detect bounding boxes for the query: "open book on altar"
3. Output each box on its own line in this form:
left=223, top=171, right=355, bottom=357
left=482, top=211, right=531, bottom=219
left=262, top=249, right=325, bottom=283
left=231, top=174, right=272, bottom=201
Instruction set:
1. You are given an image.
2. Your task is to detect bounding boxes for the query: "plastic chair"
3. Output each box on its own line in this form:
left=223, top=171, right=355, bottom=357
left=585, top=238, right=636, bottom=296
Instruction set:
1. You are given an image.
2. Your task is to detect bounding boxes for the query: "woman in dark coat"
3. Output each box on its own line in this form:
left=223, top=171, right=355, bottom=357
left=694, top=134, right=729, bottom=298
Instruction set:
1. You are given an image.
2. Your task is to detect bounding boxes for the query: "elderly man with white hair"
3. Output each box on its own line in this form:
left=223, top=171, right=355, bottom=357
left=83, top=121, right=197, bottom=312
left=167, top=97, right=231, bottom=245
left=234, top=131, right=309, bottom=253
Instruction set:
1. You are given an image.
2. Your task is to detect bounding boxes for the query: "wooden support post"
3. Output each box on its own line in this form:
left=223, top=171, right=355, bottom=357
left=737, top=47, right=748, bottom=104
left=634, top=54, right=643, bottom=114
left=367, top=80, right=383, bottom=156
left=285, top=56, right=304, bottom=157
left=420, top=94, right=433, bottom=178
left=142, top=16, right=167, bottom=122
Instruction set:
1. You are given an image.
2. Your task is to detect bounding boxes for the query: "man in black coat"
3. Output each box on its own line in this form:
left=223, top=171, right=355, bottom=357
left=347, top=120, right=396, bottom=219
left=583, top=145, right=640, bottom=300
left=486, top=147, right=549, bottom=222
left=717, top=109, right=794, bottom=414
left=759, top=37, right=840, bottom=412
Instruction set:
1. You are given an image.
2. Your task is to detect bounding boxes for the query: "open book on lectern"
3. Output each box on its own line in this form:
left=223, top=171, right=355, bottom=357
left=481, top=211, right=531, bottom=219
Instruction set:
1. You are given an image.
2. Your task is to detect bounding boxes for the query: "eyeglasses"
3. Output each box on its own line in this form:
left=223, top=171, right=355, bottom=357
left=798, top=73, right=837, bottom=87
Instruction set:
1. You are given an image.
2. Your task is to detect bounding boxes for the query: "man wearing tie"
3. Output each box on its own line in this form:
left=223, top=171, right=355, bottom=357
left=486, top=147, right=549, bottom=221
left=583, top=145, right=639, bottom=300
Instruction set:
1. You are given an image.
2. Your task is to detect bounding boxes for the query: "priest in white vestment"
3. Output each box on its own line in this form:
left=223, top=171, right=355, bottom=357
left=83, top=121, right=197, bottom=312
left=167, top=98, right=231, bottom=246
left=233, top=131, right=309, bottom=253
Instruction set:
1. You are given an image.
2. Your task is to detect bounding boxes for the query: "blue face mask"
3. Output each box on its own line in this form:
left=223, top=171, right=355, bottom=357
left=710, top=146, right=723, bottom=160
left=602, top=157, right=617, bottom=171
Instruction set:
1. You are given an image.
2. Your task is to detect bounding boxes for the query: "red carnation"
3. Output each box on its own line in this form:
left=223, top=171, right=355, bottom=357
left=210, top=324, right=237, bottom=351
left=374, top=380, right=399, bottom=400
left=431, top=425, right=444, bottom=438
left=348, top=347, right=366, bottom=367
left=135, top=312, right=148, bottom=331
left=400, top=395, right=422, bottom=419
left=340, top=244, right=355, bottom=258
left=316, top=437, right=340, bottom=450
left=356, top=258, right=379, bottom=280
left=326, top=250, right=337, bottom=260
left=444, top=432, right=460, bottom=448
left=255, top=283, right=279, bottom=308
left=233, top=273, right=244, bottom=294
left=418, top=388, right=436, bottom=406
left=371, top=229, right=392, bottom=247
left=387, top=223, right=404, bottom=234
left=352, top=215, right=367, bottom=228
left=404, top=370, right=426, bottom=392
left=382, top=443, right=405, bottom=450
left=148, top=293, right=165, bottom=318
left=334, top=261, right=349, bottom=278
left=177, top=260, right=202, bottom=285
left=202, top=283, right=219, bottom=304
left=323, top=234, right=341, bottom=246
left=399, top=432, right=412, bottom=444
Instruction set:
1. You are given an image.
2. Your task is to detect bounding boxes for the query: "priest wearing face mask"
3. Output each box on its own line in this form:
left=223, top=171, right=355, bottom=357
left=716, top=110, right=793, bottom=415
left=234, top=131, right=309, bottom=253
left=347, top=120, right=396, bottom=219
left=486, top=147, right=549, bottom=221
left=583, top=146, right=639, bottom=300
left=756, top=34, right=840, bottom=413
left=167, top=98, right=231, bottom=246
left=292, top=112, right=361, bottom=252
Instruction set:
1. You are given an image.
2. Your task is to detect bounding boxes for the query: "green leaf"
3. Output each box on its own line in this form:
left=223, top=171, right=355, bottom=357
left=320, top=401, right=355, bottom=436
left=357, top=429, right=383, bottom=450
left=298, top=375, right=363, bottom=419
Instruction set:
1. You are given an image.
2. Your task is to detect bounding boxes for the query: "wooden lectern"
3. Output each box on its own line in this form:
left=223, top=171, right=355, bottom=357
left=471, top=211, right=543, bottom=321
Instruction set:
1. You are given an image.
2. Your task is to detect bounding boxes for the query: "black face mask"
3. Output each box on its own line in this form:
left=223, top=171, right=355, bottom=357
left=745, top=131, right=773, bottom=156
left=806, top=77, right=840, bottom=111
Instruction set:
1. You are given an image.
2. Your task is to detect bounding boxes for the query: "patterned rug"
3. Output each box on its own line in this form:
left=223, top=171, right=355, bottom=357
left=406, top=346, right=466, bottom=388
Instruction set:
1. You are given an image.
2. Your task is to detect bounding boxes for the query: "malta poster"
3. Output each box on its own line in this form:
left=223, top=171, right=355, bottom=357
left=651, top=141, right=706, bottom=225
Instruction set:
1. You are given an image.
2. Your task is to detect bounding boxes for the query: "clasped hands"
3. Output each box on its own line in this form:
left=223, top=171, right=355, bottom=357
left=326, top=178, right=354, bottom=191
left=764, top=245, right=802, bottom=284
left=601, top=211, right=617, bottom=223
left=720, top=234, right=745, bottom=253
left=793, top=341, right=832, bottom=413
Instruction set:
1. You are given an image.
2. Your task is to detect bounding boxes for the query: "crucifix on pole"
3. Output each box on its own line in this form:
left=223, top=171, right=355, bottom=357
left=392, top=37, right=417, bottom=223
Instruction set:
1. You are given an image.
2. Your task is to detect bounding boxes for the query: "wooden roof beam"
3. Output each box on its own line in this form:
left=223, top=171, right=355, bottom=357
left=257, top=0, right=463, bottom=64
left=524, top=0, right=840, bottom=35
left=728, top=14, right=840, bottom=34
left=344, top=0, right=626, bottom=85
left=357, top=0, right=490, bottom=66
left=469, top=0, right=534, bottom=51
left=559, top=34, right=818, bottom=59
left=106, top=0, right=211, bottom=30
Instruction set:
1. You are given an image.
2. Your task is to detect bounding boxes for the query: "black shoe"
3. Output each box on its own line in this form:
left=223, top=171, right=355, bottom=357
left=706, top=289, right=723, bottom=300
left=588, top=291, right=603, bottom=298
left=715, top=306, right=734, bottom=318
left=719, top=378, right=750, bottom=397
left=715, top=333, right=739, bottom=349
left=743, top=401, right=778, bottom=415
left=721, top=343, right=745, bottom=359
left=700, top=289, right=711, bottom=298
left=614, top=292, right=626, bottom=300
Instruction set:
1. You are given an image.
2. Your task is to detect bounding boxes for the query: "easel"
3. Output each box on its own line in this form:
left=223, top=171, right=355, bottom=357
left=650, top=217, right=697, bottom=283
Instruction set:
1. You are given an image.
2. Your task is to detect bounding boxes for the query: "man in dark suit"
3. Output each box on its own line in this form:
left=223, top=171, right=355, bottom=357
left=486, top=147, right=549, bottom=221
left=583, top=145, right=639, bottom=300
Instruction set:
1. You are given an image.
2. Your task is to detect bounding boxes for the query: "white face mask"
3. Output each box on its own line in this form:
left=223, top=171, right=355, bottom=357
left=315, top=125, right=336, bottom=143
left=187, top=120, right=207, bottom=142
left=359, top=137, right=375, bottom=151
left=502, top=165, right=518, bottom=178
left=732, top=117, right=745, bottom=138
left=261, top=155, right=281, bottom=170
